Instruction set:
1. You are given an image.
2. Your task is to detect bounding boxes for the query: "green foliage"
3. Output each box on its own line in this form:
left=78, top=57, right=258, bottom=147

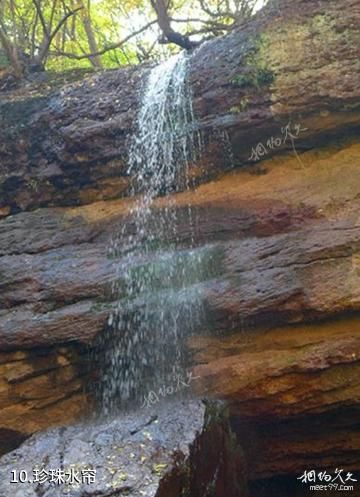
left=257, top=67, right=275, bottom=85
left=231, top=67, right=274, bottom=89
left=230, top=32, right=275, bottom=90
left=0, top=52, right=10, bottom=67
left=0, top=0, right=266, bottom=74
left=0, top=0, right=157, bottom=72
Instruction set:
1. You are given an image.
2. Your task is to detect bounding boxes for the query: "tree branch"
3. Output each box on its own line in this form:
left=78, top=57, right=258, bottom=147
left=0, top=23, right=23, bottom=76
left=50, top=6, right=83, bottom=44
left=150, top=0, right=198, bottom=50
left=31, top=0, right=50, bottom=37
left=36, top=6, right=83, bottom=64
left=50, top=20, right=157, bottom=60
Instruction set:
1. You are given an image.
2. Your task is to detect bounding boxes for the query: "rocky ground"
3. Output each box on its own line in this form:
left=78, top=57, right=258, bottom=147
left=0, top=400, right=248, bottom=497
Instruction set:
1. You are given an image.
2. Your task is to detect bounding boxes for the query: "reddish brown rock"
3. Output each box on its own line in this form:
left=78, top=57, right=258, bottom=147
left=0, top=0, right=359, bottom=478
left=0, top=0, right=359, bottom=214
left=236, top=410, right=360, bottom=480
left=191, top=317, right=360, bottom=419
left=190, top=316, right=360, bottom=478
left=0, top=345, right=88, bottom=454
left=0, top=207, right=10, bottom=219
left=0, top=141, right=358, bottom=352
left=0, top=139, right=358, bottom=462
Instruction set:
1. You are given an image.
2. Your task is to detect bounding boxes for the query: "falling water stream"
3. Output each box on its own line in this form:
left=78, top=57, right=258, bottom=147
left=98, top=51, right=204, bottom=413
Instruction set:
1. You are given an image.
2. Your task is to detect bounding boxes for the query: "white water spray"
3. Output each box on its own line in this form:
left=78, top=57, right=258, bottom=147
left=98, top=52, right=203, bottom=414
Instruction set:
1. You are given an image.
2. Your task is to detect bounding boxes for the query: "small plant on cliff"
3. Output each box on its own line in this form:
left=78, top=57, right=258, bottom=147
left=229, top=96, right=251, bottom=113
left=231, top=67, right=274, bottom=89
left=231, top=33, right=275, bottom=90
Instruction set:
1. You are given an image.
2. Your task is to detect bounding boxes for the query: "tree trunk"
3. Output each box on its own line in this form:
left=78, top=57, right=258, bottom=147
left=0, top=26, right=24, bottom=77
left=79, top=0, right=103, bottom=69
left=150, top=0, right=197, bottom=49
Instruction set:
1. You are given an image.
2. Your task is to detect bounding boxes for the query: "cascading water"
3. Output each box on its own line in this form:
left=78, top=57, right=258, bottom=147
left=97, top=51, right=204, bottom=414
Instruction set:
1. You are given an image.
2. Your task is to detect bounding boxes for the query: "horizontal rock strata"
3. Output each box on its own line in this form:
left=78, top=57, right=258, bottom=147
left=0, top=0, right=359, bottom=485
left=190, top=316, right=360, bottom=478
left=0, top=139, right=359, bottom=476
left=0, top=0, right=359, bottom=214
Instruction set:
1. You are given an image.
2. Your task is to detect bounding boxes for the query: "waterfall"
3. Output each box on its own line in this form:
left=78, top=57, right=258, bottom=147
left=128, top=52, right=199, bottom=201
left=98, top=51, right=203, bottom=414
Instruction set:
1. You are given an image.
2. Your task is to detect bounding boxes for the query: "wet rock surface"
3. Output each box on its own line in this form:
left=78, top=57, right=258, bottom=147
left=0, top=400, right=248, bottom=497
left=0, top=0, right=359, bottom=490
left=0, top=139, right=359, bottom=450
left=190, top=317, right=360, bottom=478
left=0, top=0, right=359, bottom=214
left=0, top=141, right=359, bottom=348
left=0, top=345, right=89, bottom=446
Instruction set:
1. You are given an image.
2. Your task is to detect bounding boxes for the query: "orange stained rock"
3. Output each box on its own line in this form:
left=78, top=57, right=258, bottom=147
left=63, top=140, right=360, bottom=224
left=190, top=315, right=360, bottom=419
